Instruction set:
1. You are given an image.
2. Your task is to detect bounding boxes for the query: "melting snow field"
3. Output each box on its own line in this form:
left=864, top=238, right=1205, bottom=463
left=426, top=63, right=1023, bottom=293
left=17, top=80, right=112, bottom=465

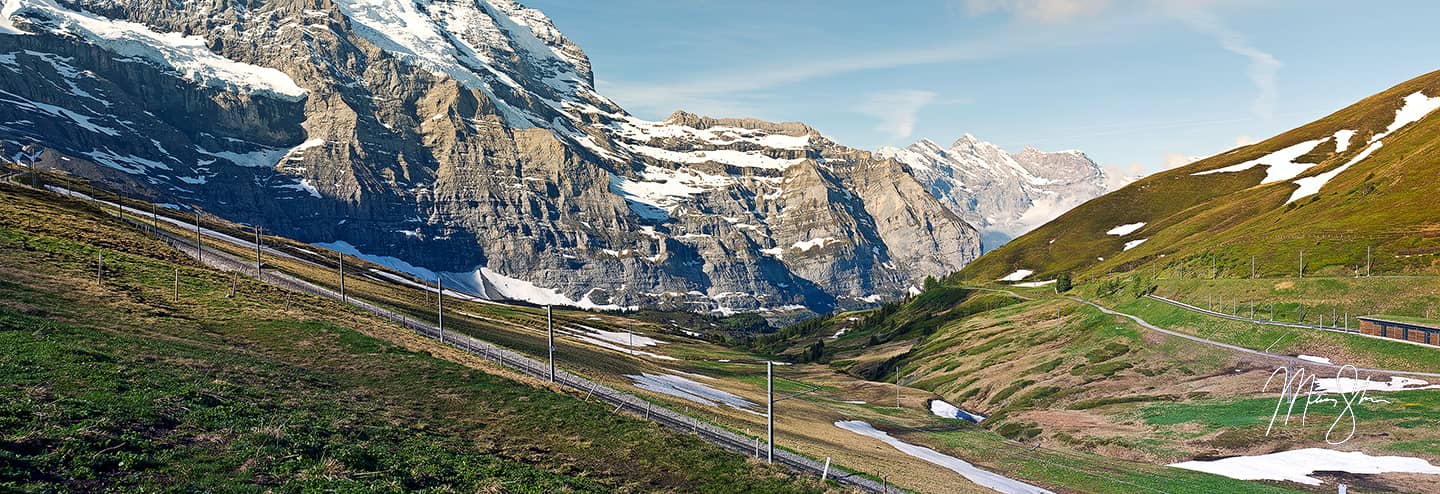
left=556, top=325, right=676, bottom=360
left=1122, top=238, right=1148, bottom=251
left=1286, top=91, right=1440, bottom=204
left=930, top=400, right=986, bottom=423
left=1105, top=222, right=1146, bottom=236
left=1, top=0, right=307, bottom=100
left=1013, top=280, right=1055, bottom=288
left=1170, top=448, right=1440, bottom=485
left=627, top=373, right=759, bottom=413
left=1192, top=139, right=1328, bottom=184
left=1296, top=355, right=1332, bottom=365
left=999, top=269, right=1034, bottom=282
left=835, top=421, right=1053, bottom=494
left=1312, top=376, right=1440, bottom=394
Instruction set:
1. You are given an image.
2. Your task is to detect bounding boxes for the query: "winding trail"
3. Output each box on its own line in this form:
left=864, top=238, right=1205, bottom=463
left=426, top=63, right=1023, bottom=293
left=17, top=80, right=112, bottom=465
left=967, top=285, right=1440, bottom=378
left=1069, top=297, right=1440, bottom=379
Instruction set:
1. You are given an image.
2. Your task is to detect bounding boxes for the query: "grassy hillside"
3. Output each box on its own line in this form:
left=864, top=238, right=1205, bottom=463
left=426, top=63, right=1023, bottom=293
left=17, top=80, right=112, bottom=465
left=761, top=270, right=1440, bottom=492
left=0, top=179, right=824, bottom=492
left=960, top=69, right=1440, bottom=284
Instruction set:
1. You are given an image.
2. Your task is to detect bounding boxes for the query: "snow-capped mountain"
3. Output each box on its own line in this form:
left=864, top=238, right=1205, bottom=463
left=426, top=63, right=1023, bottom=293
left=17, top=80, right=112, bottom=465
left=877, top=135, right=1114, bottom=250
left=0, top=0, right=980, bottom=316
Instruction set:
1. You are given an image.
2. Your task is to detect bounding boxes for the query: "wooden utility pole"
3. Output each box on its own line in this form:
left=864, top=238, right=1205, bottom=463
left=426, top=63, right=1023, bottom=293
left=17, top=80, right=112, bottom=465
left=173, top=268, right=179, bottom=302
left=767, top=360, right=774, bottom=464
left=1367, top=246, right=1372, bottom=277
left=547, top=305, right=555, bottom=383
left=1299, top=251, right=1304, bottom=279
left=1251, top=256, right=1256, bottom=279
left=895, top=372, right=902, bottom=409
left=338, top=253, right=346, bottom=303
left=254, top=225, right=262, bottom=279
left=437, top=277, right=445, bottom=344
left=194, top=212, right=202, bottom=262
left=151, top=203, right=158, bottom=237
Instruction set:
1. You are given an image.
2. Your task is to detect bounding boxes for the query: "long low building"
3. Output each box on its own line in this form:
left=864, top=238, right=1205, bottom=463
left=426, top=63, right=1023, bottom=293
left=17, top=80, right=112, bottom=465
left=1358, top=316, right=1440, bottom=346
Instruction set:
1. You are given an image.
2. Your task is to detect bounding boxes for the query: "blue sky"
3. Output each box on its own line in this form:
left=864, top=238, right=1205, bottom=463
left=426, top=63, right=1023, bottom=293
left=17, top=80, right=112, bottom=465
left=528, top=0, right=1439, bottom=174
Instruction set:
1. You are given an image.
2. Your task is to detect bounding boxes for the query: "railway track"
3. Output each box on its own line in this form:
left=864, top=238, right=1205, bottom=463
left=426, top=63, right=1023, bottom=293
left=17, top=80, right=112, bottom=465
left=59, top=184, right=896, bottom=493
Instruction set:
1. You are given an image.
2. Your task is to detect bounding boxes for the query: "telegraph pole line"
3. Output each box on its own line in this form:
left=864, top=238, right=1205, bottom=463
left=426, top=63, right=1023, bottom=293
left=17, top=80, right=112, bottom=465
left=547, top=305, right=556, bottom=383
left=767, top=360, right=774, bottom=464
left=1299, top=251, right=1304, bottom=279
left=173, top=268, right=179, bottom=302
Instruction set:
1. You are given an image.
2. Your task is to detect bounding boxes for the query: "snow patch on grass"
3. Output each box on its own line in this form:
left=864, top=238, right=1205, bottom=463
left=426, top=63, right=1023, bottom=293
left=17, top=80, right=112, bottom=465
left=1105, top=222, right=1146, bottom=236
left=930, top=400, right=986, bottom=423
left=1193, top=139, right=1327, bottom=184
left=1170, top=448, right=1440, bottom=486
left=836, top=421, right=1051, bottom=493
left=626, top=373, right=759, bottom=413
left=1312, top=376, right=1440, bottom=394
left=998, top=269, right=1033, bottom=282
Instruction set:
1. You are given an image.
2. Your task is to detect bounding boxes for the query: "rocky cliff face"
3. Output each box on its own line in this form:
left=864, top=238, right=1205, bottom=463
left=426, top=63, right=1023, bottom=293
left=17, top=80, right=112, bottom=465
left=877, top=135, right=1114, bottom=250
left=0, top=0, right=980, bottom=316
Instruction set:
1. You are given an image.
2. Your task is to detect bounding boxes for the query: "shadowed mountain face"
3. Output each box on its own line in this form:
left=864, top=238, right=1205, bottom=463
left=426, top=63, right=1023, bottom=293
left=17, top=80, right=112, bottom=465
left=0, top=0, right=985, bottom=316
left=960, top=70, right=1440, bottom=284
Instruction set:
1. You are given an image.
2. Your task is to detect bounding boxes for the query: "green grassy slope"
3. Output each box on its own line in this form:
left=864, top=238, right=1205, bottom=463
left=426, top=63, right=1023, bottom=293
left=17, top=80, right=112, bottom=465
left=0, top=181, right=823, bottom=492
left=960, top=69, right=1440, bottom=284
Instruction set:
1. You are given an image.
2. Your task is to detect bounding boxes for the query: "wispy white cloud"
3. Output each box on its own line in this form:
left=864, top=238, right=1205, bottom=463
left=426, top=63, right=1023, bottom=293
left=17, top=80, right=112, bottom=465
left=1171, top=8, right=1280, bottom=119
left=962, top=0, right=1113, bottom=23
left=858, top=90, right=938, bottom=140
left=598, top=25, right=1075, bottom=118
left=1162, top=153, right=1199, bottom=169
left=958, top=0, right=1280, bottom=120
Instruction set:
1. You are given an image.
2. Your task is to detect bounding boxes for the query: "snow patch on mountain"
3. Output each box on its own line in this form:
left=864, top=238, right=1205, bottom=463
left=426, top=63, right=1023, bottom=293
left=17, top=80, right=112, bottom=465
left=1193, top=138, right=1329, bottom=184
left=0, top=0, right=307, bottom=100
left=1287, top=91, right=1440, bottom=204
left=1106, top=222, right=1146, bottom=236
left=999, top=269, right=1033, bottom=282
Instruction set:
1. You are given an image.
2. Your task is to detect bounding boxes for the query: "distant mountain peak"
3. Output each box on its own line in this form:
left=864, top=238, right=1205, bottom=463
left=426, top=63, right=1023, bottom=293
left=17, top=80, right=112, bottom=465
left=877, top=133, right=1118, bottom=250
